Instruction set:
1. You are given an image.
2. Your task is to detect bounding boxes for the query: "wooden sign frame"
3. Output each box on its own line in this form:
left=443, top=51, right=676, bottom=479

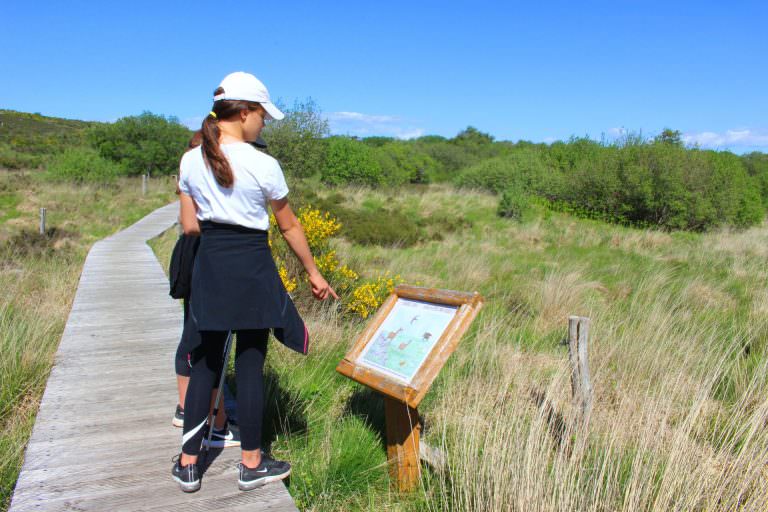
left=336, top=285, right=484, bottom=409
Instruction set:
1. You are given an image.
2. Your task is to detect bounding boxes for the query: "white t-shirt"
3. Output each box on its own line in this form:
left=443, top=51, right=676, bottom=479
left=179, top=143, right=289, bottom=231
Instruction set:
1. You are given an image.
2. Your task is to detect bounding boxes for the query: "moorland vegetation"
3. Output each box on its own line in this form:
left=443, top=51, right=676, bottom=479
left=3, top=107, right=768, bottom=232
left=1, top=107, right=767, bottom=511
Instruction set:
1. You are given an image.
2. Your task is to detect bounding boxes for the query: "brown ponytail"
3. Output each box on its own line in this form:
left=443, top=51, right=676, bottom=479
left=200, top=86, right=262, bottom=188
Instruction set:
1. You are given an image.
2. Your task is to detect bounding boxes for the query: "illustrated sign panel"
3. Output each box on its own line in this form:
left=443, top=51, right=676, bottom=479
left=356, top=298, right=457, bottom=384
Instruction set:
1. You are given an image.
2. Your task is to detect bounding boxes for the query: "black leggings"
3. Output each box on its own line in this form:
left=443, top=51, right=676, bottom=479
left=181, top=329, right=269, bottom=456
left=174, top=300, right=197, bottom=377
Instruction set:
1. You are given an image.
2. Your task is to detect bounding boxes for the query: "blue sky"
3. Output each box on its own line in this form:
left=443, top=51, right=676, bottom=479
left=1, top=1, right=766, bottom=152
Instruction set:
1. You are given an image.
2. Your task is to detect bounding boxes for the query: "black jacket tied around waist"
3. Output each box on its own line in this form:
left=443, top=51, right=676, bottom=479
left=191, top=220, right=309, bottom=355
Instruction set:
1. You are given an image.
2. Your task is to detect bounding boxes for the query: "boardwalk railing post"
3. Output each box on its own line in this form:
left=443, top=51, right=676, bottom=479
left=39, top=207, right=47, bottom=235
left=567, top=316, right=593, bottom=427
left=142, top=174, right=148, bottom=196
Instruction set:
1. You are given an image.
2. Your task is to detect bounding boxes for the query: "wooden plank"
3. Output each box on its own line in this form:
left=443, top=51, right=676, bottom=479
left=9, top=202, right=298, bottom=512
left=394, top=284, right=478, bottom=306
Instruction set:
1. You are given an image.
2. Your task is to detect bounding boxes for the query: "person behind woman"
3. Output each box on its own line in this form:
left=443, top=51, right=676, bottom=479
left=173, top=71, right=337, bottom=492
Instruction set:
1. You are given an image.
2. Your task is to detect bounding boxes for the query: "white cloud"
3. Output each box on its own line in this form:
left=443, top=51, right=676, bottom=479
left=682, top=129, right=768, bottom=149
left=607, top=127, right=626, bottom=137
left=326, top=111, right=399, bottom=124
left=325, top=111, right=424, bottom=140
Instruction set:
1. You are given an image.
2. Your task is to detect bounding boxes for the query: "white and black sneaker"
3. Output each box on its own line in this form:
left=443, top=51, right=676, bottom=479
left=172, top=405, right=184, bottom=428
left=202, top=421, right=241, bottom=448
left=238, top=454, right=291, bottom=491
left=171, top=454, right=200, bottom=492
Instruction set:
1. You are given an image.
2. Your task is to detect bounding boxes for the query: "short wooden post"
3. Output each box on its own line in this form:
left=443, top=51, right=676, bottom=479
left=39, top=207, right=46, bottom=235
left=384, top=397, right=421, bottom=492
left=567, top=316, right=593, bottom=426
left=142, top=174, right=148, bottom=195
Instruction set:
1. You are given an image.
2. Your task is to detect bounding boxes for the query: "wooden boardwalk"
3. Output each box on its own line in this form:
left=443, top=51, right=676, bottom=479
left=9, top=203, right=298, bottom=512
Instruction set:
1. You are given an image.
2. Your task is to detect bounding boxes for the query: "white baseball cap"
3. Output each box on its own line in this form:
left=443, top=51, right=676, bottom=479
left=213, top=71, right=285, bottom=121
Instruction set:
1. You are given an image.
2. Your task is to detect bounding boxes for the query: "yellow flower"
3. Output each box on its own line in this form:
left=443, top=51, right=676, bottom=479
left=347, top=273, right=402, bottom=319
left=278, top=263, right=297, bottom=293
left=338, top=265, right=359, bottom=281
left=298, top=206, right=341, bottom=250
left=314, top=250, right=339, bottom=274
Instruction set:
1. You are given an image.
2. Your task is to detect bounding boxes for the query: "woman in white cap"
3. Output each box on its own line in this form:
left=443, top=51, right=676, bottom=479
left=172, top=71, right=337, bottom=492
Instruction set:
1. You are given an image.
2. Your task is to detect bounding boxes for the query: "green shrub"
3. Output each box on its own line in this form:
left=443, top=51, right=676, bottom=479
left=341, top=207, right=422, bottom=246
left=742, top=151, right=768, bottom=200
left=361, top=136, right=395, bottom=148
left=321, top=137, right=383, bottom=186
left=452, top=126, right=495, bottom=148
left=455, top=149, right=551, bottom=194
left=497, top=188, right=530, bottom=220
left=0, top=110, right=92, bottom=170
left=45, top=147, right=121, bottom=183
left=0, top=144, right=43, bottom=170
left=88, top=112, right=190, bottom=175
left=296, top=197, right=424, bottom=247
left=375, top=142, right=437, bottom=185
left=261, top=98, right=329, bottom=179
left=415, top=139, right=475, bottom=181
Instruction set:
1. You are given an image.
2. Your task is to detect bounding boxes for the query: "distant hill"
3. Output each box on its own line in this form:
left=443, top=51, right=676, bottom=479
left=0, top=110, right=99, bottom=169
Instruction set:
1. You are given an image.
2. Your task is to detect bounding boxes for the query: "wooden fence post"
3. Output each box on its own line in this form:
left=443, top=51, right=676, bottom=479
left=142, top=174, right=148, bottom=196
left=39, top=207, right=46, bottom=235
left=567, top=316, right=593, bottom=426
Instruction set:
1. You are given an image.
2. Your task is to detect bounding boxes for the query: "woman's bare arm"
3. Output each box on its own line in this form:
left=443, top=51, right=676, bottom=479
left=271, top=197, right=338, bottom=300
left=179, top=193, right=200, bottom=236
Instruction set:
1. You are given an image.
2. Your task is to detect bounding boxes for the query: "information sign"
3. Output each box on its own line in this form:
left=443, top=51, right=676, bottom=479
left=336, top=285, right=484, bottom=491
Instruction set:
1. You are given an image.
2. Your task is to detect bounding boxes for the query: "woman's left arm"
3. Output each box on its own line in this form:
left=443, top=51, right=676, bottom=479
left=271, top=198, right=338, bottom=300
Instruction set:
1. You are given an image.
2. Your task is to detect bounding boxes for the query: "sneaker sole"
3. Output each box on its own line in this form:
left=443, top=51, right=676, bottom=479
left=172, top=475, right=201, bottom=493
left=172, top=417, right=184, bottom=428
left=238, top=468, right=291, bottom=491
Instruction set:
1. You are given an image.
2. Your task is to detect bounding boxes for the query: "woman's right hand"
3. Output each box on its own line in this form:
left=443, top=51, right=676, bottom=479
left=309, top=271, right=339, bottom=301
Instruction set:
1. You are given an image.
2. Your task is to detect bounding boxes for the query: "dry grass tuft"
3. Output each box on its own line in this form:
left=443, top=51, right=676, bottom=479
left=530, top=270, right=602, bottom=333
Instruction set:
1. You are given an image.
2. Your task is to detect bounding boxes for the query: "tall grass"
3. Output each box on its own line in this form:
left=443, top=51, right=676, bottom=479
left=148, top=184, right=768, bottom=510
left=53, top=180, right=768, bottom=511
left=423, top=274, right=768, bottom=510
left=0, top=249, right=75, bottom=506
left=322, top=185, right=767, bottom=510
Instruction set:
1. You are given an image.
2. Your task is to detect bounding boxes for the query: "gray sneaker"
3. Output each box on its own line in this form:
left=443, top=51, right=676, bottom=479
left=238, top=454, right=291, bottom=490
left=171, top=454, right=200, bottom=492
left=172, top=405, right=184, bottom=428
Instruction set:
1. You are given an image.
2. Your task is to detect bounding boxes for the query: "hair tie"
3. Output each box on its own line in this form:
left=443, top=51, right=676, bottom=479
left=209, top=111, right=217, bottom=119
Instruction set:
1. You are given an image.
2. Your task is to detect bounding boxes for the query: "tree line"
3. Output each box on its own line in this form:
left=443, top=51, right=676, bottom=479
left=2, top=106, right=766, bottom=231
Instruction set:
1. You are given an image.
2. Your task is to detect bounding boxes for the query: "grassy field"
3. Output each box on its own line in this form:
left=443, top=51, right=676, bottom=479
left=150, top=184, right=768, bottom=511
left=0, top=171, right=176, bottom=510
left=2, top=172, right=766, bottom=510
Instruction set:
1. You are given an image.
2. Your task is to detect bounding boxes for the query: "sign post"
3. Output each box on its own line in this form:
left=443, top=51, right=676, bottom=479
left=336, top=285, right=483, bottom=491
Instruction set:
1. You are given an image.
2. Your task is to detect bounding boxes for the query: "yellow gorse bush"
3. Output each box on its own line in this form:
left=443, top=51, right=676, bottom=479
left=297, top=206, right=342, bottom=250
left=347, top=273, right=399, bottom=319
left=269, top=205, right=401, bottom=318
left=313, top=250, right=339, bottom=274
